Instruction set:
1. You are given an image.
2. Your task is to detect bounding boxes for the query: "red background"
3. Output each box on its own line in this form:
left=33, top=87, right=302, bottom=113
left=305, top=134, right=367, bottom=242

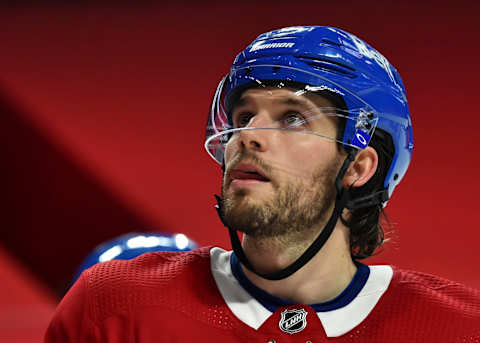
left=1, top=1, right=479, bottom=341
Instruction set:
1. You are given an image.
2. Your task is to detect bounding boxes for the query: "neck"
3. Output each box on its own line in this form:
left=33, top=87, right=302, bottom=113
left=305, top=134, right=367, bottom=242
left=241, top=222, right=356, bottom=305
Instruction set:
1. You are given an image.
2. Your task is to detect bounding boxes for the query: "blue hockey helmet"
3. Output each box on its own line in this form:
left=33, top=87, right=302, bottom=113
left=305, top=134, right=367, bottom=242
left=205, top=26, right=413, bottom=202
left=72, top=232, right=198, bottom=283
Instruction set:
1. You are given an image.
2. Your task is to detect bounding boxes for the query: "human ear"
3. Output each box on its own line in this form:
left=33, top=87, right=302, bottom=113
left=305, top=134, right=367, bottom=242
left=343, top=146, right=378, bottom=188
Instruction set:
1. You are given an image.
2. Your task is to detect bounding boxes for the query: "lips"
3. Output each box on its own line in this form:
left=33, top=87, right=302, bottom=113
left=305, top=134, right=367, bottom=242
left=229, top=163, right=270, bottom=182
left=230, top=170, right=270, bottom=181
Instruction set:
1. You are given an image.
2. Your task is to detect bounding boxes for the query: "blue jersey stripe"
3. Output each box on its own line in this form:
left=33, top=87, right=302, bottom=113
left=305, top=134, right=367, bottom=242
left=230, top=252, right=370, bottom=313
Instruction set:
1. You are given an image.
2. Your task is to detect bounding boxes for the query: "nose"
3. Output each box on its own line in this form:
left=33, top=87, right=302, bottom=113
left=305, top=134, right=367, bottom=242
left=238, top=113, right=273, bottom=152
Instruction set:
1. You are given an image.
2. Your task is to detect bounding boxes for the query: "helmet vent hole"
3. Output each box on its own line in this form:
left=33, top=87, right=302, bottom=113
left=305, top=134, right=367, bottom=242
left=272, top=66, right=281, bottom=73
left=297, top=57, right=356, bottom=78
left=321, top=38, right=342, bottom=47
left=393, top=173, right=399, bottom=181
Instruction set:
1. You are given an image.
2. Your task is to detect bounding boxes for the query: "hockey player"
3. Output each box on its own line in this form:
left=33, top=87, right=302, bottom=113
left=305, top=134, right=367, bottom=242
left=45, top=26, right=480, bottom=342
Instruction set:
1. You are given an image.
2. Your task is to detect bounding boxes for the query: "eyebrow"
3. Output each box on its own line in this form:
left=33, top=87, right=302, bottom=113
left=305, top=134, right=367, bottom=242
left=275, top=97, right=311, bottom=107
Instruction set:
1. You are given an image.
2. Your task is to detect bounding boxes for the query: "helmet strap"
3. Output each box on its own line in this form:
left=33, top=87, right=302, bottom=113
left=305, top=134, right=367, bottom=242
left=345, top=189, right=389, bottom=210
left=214, top=149, right=357, bottom=281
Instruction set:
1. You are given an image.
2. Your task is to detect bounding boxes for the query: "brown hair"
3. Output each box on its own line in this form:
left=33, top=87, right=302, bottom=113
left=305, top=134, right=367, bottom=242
left=339, top=128, right=394, bottom=259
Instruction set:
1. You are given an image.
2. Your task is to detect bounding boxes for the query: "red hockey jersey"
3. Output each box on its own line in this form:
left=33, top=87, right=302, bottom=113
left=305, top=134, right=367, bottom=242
left=45, top=247, right=480, bottom=342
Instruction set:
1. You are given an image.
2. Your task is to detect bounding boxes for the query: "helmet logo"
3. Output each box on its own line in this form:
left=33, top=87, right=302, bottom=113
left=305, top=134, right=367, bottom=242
left=279, top=308, right=308, bottom=334
left=352, top=130, right=370, bottom=148
left=249, top=42, right=295, bottom=52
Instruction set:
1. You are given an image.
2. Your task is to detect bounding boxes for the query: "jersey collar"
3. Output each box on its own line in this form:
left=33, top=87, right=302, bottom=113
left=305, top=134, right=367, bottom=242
left=230, top=251, right=370, bottom=313
left=210, top=247, right=393, bottom=337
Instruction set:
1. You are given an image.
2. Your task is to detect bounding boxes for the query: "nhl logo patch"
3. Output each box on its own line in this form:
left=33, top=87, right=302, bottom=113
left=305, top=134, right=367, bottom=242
left=279, top=308, right=308, bottom=334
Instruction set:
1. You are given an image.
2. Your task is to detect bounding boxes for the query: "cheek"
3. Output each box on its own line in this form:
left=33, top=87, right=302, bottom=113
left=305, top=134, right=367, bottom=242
left=224, top=136, right=239, bottom=164
left=282, top=139, right=338, bottom=176
left=290, top=138, right=334, bottom=161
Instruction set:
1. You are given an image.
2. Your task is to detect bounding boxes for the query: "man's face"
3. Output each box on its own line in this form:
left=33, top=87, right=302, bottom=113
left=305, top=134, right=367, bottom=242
left=221, top=87, right=344, bottom=240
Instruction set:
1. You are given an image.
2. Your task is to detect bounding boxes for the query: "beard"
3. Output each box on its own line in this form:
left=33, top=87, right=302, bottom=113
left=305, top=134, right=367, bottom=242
left=221, top=155, right=341, bottom=243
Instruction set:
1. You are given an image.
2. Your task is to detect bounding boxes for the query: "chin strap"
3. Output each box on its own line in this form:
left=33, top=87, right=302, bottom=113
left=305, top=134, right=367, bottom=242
left=215, top=150, right=360, bottom=281
left=345, top=189, right=389, bottom=210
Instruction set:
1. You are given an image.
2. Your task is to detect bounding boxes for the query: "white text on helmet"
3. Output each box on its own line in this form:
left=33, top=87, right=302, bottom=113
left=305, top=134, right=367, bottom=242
left=249, top=42, right=295, bottom=52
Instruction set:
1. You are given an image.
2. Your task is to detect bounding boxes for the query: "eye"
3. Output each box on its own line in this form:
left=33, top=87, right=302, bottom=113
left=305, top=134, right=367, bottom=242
left=234, top=112, right=255, bottom=128
left=283, top=112, right=306, bottom=128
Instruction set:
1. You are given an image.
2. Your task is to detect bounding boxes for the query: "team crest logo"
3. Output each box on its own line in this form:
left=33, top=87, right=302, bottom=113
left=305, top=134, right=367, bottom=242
left=279, top=308, right=308, bottom=334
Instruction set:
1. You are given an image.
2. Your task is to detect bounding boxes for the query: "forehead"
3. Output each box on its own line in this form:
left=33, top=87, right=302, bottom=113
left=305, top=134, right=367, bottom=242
left=235, top=87, right=335, bottom=109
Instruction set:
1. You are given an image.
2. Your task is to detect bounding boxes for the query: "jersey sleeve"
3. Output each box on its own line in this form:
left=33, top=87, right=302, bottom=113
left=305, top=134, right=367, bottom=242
left=44, top=271, right=100, bottom=343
